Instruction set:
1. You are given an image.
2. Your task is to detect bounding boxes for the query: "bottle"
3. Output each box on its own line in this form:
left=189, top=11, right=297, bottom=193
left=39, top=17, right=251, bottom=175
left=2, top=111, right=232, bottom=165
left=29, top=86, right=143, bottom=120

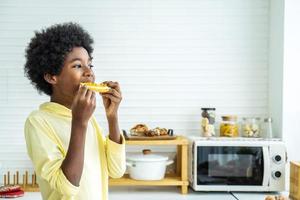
left=263, top=118, right=273, bottom=139
left=220, top=115, right=239, bottom=137
left=201, top=108, right=216, bottom=137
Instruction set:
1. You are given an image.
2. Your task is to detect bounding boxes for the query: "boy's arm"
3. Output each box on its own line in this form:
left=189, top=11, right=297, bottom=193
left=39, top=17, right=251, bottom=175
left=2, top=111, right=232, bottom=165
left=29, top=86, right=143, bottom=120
left=108, top=117, right=121, bottom=143
left=61, top=120, right=87, bottom=186
left=101, top=81, right=123, bottom=144
left=61, top=86, right=96, bottom=186
left=106, top=117, right=126, bottom=178
left=100, top=81, right=126, bottom=177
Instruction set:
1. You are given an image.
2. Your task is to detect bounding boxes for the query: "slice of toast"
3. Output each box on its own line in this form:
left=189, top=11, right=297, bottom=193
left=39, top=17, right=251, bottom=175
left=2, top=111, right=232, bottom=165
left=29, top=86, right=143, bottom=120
left=80, top=82, right=110, bottom=93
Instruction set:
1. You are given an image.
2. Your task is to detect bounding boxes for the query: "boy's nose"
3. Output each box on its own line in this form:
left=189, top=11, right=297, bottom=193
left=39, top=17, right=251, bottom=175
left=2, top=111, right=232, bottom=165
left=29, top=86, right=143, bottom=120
left=83, top=66, right=94, bottom=77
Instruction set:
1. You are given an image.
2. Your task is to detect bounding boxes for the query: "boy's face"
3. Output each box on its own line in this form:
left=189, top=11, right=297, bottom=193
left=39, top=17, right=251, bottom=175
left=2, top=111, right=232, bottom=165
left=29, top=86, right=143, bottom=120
left=51, top=47, right=95, bottom=100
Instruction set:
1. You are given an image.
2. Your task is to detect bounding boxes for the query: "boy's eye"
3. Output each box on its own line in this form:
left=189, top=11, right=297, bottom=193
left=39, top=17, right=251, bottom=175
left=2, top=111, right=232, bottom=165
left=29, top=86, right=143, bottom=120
left=73, top=64, right=82, bottom=68
left=72, top=64, right=94, bottom=69
left=89, top=64, right=94, bottom=68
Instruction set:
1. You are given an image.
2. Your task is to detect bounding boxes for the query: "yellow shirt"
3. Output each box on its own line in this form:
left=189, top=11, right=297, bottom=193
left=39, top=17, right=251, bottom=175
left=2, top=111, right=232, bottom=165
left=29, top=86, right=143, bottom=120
left=24, top=102, right=126, bottom=200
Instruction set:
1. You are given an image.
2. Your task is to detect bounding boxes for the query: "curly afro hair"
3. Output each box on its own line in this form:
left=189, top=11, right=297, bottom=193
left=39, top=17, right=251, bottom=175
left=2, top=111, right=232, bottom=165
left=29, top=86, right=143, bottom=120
left=24, top=22, right=94, bottom=96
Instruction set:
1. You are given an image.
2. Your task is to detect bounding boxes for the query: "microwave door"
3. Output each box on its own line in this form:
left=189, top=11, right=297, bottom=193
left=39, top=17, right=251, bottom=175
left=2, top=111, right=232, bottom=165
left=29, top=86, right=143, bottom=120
left=197, top=146, right=265, bottom=186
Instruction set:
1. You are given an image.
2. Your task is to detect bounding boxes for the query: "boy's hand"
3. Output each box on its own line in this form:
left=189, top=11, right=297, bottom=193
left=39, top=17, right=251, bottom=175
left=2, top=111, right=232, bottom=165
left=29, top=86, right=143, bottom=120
left=100, top=81, right=122, bottom=120
left=71, top=85, right=96, bottom=125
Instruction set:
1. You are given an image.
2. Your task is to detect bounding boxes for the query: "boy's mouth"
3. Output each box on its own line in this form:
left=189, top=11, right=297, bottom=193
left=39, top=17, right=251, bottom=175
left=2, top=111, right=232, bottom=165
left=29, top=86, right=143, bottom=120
left=81, top=79, right=94, bottom=83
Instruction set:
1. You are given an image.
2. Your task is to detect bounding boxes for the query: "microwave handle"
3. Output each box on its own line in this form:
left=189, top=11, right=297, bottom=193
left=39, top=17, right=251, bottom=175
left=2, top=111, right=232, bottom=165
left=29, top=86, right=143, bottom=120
left=262, top=146, right=270, bottom=186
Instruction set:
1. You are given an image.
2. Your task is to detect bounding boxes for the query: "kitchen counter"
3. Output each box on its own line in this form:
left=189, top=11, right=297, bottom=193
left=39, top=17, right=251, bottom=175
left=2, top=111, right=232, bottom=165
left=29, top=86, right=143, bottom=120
left=13, top=192, right=42, bottom=200
left=16, top=187, right=288, bottom=200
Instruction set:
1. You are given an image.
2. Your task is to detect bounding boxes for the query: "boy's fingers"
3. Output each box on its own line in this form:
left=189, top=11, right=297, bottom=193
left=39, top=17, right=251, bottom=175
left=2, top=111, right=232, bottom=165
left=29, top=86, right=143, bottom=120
left=91, top=92, right=96, bottom=104
left=78, top=85, right=88, bottom=98
left=101, top=94, right=120, bottom=103
left=85, top=89, right=92, bottom=99
left=103, top=81, right=121, bottom=94
left=106, top=88, right=121, bottom=98
left=91, top=92, right=96, bottom=100
left=86, top=90, right=95, bottom=100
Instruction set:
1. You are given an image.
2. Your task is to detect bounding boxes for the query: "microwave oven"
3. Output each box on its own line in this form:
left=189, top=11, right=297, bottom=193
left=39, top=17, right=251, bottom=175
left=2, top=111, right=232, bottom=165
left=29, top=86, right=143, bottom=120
left=188, top=137, right=286, bottom=192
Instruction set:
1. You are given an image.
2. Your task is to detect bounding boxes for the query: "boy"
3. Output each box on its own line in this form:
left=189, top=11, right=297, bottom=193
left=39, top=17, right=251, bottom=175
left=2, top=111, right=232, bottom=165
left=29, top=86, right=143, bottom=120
left=24, top=22, right=126, bottom=200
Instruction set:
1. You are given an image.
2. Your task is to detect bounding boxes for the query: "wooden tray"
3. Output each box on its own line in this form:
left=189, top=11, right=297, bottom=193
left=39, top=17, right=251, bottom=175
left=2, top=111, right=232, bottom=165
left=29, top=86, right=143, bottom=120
left=125, top=135, right=177, bottom=140
left=123, top=129, right=176, bottom=140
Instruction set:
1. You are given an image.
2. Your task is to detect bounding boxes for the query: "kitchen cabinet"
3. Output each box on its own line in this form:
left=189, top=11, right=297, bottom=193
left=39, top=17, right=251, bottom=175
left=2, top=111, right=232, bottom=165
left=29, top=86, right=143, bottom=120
left=109, top=136, right=189, bottom=194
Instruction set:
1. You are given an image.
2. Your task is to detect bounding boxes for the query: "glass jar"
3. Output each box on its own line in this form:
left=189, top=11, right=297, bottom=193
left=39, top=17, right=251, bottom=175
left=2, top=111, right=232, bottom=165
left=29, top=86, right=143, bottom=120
left=263, top=117, right=273, bottom=139
left=242, top=117, right=261, bottom=137
left=220, top=115, right=239, bottom=137
left=201, top=108, right=216, bottom=137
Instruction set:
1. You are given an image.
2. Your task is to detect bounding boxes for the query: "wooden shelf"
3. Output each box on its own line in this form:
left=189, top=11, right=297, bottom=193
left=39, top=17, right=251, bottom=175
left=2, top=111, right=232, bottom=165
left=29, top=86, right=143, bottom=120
left=21, top=185, right=39, bottom=192
left=111, top=136, right=189, bottom=194
left=125, top=136, right=189, bottom=146
left=109, top=174, right=189, bottom=186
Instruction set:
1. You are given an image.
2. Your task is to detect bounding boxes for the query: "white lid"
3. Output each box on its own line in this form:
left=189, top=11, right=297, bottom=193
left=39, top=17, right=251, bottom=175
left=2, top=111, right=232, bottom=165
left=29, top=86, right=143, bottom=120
left=126, top=153, right=168, bottom=162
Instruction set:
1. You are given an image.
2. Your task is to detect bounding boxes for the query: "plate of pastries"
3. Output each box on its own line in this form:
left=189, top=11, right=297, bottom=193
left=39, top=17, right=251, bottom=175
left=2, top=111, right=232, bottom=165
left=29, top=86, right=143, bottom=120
left=123, top=124, right=175, bottom=140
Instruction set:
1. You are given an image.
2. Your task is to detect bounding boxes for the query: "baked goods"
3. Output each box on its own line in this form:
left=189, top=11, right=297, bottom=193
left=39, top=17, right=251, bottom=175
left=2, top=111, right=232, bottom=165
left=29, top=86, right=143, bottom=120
left=276, top=195, right=288, bottom=200
left=80, top=82, right=110, bottom=93
left=130, top=124, right=171, bottom=137
left=265, top=196, right=276, bottom=200
left=145, top=127, right=168, bottom=137
left=130, top=124, right=149, bottom=136
left=265, top=195, right=288, bottom=200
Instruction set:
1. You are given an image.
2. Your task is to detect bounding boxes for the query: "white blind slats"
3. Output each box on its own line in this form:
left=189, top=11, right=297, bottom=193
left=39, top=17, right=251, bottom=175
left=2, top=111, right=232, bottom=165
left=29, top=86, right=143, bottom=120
left=0, top=0, right=270, bottom=179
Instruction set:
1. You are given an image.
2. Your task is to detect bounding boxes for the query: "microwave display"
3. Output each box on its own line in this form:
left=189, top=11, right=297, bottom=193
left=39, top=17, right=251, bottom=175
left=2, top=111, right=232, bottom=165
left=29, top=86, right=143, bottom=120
left=197, top=146, right=264, bottom=185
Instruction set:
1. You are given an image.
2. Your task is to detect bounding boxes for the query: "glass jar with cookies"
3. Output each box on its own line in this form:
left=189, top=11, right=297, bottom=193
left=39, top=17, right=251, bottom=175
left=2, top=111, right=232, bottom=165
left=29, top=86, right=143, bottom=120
left=242, top=117, right=261, bottom=137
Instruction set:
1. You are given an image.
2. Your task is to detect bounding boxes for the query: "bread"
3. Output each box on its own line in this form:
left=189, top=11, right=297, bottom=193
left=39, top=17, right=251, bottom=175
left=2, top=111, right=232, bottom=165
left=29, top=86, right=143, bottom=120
left=265, top=195, right=288, bottom=200
left=130, top=124, right=149, bottom=136
left=153, top=127, right=168, bottom=136
left=144, top=127, right=168, bottom=137
left=130, top=124, right=171, bottom=137
left=265, top=196, right=276, bottom=200
left=80, top=82, right=110, bottom=93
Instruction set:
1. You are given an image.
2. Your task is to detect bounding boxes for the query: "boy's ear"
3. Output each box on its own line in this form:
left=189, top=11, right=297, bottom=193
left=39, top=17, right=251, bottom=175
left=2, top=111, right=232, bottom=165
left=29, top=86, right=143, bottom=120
left=44, top=73, right=57, bottom=85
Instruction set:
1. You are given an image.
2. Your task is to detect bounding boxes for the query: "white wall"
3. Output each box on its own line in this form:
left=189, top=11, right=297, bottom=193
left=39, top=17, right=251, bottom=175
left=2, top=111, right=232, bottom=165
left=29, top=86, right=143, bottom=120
left=268, top=0, right=284, bottom=138
left=283, top=0, right=300, bottom=162
left=0, top=0, right=272, bottom=182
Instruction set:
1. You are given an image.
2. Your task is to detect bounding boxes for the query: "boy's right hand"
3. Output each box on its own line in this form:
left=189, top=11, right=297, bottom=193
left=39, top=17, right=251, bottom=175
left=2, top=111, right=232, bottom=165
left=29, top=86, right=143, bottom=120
left=71, top=85, right=96, bottom=125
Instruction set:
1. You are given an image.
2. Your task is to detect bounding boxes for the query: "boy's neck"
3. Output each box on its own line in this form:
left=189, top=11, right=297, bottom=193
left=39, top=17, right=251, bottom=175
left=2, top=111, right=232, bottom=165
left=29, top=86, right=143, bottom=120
left=50, top=95, right=73, bottom=110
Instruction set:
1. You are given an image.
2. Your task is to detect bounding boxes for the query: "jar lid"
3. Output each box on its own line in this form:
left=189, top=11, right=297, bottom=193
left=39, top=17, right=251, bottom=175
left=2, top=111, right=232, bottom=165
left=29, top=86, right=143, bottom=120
left=201, top=108, right=216, bottom=111
left=222, top=115, right=237, bottom=121
left=127, top=151, right=168, bottom=162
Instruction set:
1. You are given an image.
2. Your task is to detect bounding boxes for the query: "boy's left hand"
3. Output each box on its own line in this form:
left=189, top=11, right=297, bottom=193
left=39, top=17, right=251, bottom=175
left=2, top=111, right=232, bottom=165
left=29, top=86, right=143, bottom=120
left=100, top=81, right=122, bottom=120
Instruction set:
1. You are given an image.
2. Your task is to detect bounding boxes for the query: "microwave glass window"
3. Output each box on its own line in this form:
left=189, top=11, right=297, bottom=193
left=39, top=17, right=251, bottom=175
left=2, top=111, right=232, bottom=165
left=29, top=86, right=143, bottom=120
left=208, top=154, right=253, bottom=177
left=197, top=146, right=264, bottom=185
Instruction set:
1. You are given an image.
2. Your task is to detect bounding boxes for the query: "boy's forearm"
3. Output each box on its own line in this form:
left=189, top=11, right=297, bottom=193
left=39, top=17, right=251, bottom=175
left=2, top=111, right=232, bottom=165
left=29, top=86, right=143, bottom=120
left=61, top=120, right=87, bottom=186
left=108, top=116, right=121, bottom=144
